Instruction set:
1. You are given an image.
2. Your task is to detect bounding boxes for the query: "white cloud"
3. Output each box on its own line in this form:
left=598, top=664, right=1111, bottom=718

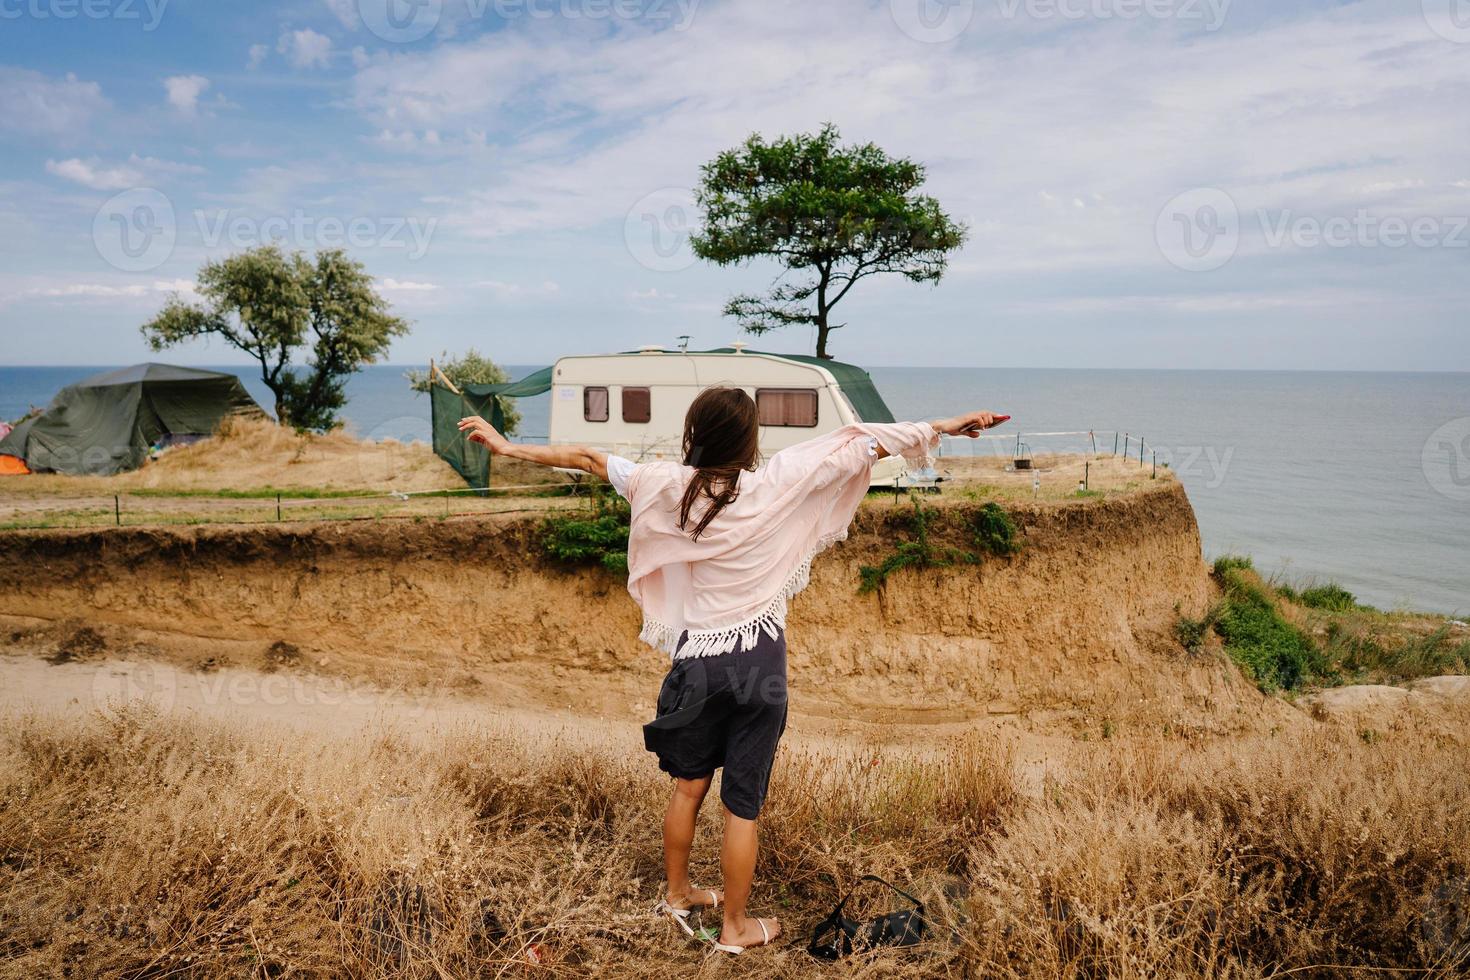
left=153, top=279, right=197, bottom=294
left=0, top=68, right=108, bottom=136
left=279, top=28, right=334, bottom=70
left=1357, top=178, right=1426, bottom=196
left=475, top=279, right=561, bottom=299
left=342, top=1, right=1470, bottom=281
left=164, top=74, right=210, bottom=116
left=45, top=158, right=142, bottom=191
left=22, top=280, right=193, bottom=300
left=381, top=278, right=440, bottom=291
left=45, top=154, right=205, bottom=190
left=631, top=288, right=674, bottom=301
left=247, top=43, right=270, bottom=70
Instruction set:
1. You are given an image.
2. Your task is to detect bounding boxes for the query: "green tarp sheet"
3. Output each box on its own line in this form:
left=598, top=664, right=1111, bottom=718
left=0, top=363, right=261, bottom=476
left=429, top=367, right=555, bottom=488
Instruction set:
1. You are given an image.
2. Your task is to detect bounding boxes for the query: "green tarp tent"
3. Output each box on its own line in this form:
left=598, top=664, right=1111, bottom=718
left=0, top=363, right=262, bottom=476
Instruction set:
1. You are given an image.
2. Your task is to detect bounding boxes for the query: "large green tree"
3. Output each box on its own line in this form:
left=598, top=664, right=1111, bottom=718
left=691, top=124, right=967, bottom=360
left=141, top=246, right=408, bottom=431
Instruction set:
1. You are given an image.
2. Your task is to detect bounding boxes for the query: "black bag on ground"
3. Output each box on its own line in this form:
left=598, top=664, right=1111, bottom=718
left=808, top=874, right=928, bottom=960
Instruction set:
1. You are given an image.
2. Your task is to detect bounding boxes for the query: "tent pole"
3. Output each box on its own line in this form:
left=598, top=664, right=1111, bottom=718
left=432, top=361, right=462, bottom=395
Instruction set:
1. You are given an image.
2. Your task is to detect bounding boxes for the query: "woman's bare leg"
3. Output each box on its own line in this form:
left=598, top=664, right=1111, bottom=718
left=663, top=776, right=715, bottom=906
left=719, top=806, right=780, bottom=946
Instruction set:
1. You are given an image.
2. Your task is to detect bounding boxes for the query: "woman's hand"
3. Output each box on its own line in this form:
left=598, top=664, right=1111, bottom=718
left=932, top=411, right=1004, bottom=438
left=457, top=415, right=511, bottom=455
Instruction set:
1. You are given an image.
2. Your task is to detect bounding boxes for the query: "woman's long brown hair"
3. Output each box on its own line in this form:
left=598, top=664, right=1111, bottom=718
left=678, top=386, right=760, bottom=541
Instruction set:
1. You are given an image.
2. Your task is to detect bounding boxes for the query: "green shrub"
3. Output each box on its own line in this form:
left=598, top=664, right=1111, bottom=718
left=1212, top=567, right=1328, bottom=691
left=1212, top=555, right=1254, bottom=576
left=1174, top=615, right=1210, bottom=654
left=859, top=498, right=975, bottom=594
left=540, top=492, right=630, bottom=574
left=1298, top=583, right=1358, bottom=612
left=972, top=502, right=1020, bottom=557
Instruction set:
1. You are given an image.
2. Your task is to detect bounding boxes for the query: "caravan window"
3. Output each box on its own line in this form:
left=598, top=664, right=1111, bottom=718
left=584, top=386, right=609, bottom=422
left=756, top=388, right=819, bottom=427
left=622, top=387, right=651, bottom=423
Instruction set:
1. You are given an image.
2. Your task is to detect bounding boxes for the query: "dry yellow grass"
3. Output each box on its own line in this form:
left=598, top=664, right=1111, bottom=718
left=1, top=707, right=1465, bottom=978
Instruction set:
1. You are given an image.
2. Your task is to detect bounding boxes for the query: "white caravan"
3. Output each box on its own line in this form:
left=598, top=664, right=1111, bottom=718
left=546, top=345, right=912, bottom=486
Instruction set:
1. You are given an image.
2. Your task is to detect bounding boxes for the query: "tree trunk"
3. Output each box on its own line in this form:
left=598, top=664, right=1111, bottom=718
left=265, top=382, right=289, bottom=427
left=815, top=274, right=832, bottom=359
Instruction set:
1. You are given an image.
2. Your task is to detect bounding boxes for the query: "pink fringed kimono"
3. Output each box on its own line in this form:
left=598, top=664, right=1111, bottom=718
left=623, top=422, right=938, bottom=659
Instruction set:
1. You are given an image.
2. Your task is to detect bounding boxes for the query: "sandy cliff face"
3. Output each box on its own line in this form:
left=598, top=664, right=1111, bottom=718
left=0, top=482, right=1287, bottom=732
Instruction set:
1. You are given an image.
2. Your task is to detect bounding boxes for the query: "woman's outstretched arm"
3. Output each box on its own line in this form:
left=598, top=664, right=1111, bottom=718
left=456, top=415, right=611, bottom=481
left=870, top=411, right=1004, bottom=460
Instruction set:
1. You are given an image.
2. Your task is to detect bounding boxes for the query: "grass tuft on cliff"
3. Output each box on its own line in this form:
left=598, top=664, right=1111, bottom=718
left=859, top=499, right=1021, bottom=593
left=1184, top=555, right=1466, bottom=692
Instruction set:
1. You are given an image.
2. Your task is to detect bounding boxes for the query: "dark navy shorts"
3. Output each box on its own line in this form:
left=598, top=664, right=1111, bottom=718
left=642, top=628, right=789, bottom=820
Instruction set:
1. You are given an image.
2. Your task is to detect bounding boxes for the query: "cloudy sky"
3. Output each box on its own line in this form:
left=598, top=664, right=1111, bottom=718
left=1, top=0, right=1468, bottom=370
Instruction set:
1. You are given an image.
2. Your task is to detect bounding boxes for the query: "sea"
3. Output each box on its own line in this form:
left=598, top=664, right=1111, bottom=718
left=2, top=364, right=1466, bottom=615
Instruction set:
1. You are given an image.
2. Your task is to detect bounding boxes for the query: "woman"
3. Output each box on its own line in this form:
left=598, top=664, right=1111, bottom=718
left=459, top=389, right=1000, bottom=954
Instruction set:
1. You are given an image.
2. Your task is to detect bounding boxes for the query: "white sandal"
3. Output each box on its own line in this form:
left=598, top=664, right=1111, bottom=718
left=711, top=917, right=777, bottom=955
left=653, top=888, right=720, bottom=937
